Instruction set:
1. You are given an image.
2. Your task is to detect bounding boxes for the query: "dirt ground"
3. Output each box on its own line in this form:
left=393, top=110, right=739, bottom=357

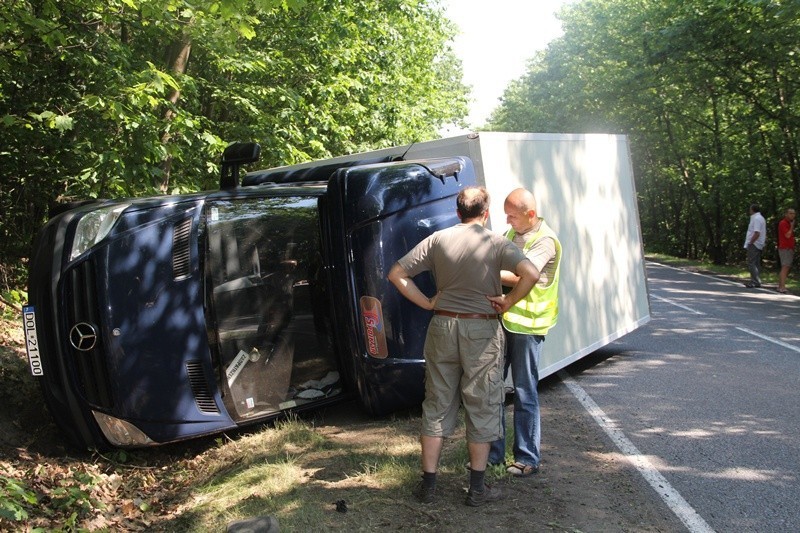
left=310, top=374, right=689, bottom=533
left=0, top=310, right=688, bottom=532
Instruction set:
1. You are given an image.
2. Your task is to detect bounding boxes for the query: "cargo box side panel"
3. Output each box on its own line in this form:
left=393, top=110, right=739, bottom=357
left=476, top=133, right=650, bottom=378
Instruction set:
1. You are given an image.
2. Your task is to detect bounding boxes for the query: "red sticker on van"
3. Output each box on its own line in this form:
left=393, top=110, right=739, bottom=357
left=360, top=296, right=388, bottom=359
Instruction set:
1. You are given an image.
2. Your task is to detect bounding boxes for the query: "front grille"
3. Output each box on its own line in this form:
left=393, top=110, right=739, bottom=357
left=173, top=217, right=193, bottom=281
left=186, top=360, right=219, bottom=414
left=66, top=261, right=114, bottom=408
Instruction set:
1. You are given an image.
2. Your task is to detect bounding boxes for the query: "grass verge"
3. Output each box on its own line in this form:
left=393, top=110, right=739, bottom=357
left=644, top=253, right=797, bottom=293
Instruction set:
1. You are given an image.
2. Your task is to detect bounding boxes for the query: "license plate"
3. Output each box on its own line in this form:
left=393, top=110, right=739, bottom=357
left=22, top=306, right=44, bottom=376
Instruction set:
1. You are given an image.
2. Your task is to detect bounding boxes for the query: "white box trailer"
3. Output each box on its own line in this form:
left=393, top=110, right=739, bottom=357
left=281, top=131, right=651, bottom=379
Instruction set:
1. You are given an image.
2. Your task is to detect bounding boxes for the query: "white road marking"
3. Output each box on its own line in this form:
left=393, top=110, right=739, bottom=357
left=565, top=260, right=792, bottom=530
left=649, top=293, right=705, bottom=315
left=736, top=327, right=800, bottom=354
left=647, top=261, right=742, bottom=286
left=559, top=370, right=716, bottom=533
left=649, top=261, right=798, bottom=297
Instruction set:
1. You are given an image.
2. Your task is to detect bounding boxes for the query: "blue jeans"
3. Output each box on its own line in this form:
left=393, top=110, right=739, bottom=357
left=489, top=330, right=545, bottom=467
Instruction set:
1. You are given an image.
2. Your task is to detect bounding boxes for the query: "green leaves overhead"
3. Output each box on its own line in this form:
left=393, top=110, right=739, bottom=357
left=0, top=0, right=468, bottom=265
left=486, top=0, right=800, bottom=264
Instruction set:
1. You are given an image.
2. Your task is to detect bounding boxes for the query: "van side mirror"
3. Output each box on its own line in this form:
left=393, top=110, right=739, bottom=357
left=220, top=142, right=261, bottom=189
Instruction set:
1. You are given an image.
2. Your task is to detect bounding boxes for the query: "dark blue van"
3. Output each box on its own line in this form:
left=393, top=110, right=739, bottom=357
left=24, top=144, right=475, bottom=449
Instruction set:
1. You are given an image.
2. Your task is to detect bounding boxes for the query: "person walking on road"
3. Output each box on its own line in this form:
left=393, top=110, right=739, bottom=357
left=489, top=187, right=561, bottom=477
left=388, top=186, right=540, bottom=506
left=744, top=203, right=767, bottom=288
left=777, top=207, right=796, bottom=294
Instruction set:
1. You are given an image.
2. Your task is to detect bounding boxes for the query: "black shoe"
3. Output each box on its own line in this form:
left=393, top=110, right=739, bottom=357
left=744, top=282, right=760, bottom=288
left=465, top=483, right=504, bottom=506
left=413, top=481, right=436, bottom=504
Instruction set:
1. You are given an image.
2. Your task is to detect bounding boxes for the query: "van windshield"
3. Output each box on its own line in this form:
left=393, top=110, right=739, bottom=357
left=204, top=195, right=340, bottom=421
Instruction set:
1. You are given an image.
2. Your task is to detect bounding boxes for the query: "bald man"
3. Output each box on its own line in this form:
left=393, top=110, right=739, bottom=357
left=489, top=187, right=562, bottom=477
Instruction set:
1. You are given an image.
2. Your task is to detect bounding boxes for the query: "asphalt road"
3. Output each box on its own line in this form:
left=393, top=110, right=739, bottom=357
left=562, top=261, right=800, bottom=533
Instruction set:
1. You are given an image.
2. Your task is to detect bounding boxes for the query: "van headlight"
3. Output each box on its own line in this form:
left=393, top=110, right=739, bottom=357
left=92, top=411, right=154, bottom=447
left=69, top=204, right=130, bottom=260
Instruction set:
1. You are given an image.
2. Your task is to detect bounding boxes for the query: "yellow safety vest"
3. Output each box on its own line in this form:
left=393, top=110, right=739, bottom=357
left=502, top=220, right=562, bottom=335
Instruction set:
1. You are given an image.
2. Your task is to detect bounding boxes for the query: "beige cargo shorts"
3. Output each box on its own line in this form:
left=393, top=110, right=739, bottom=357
left=420, top=314, right=505, bottom=443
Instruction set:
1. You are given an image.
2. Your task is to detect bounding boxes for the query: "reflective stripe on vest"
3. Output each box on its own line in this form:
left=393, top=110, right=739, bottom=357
left=502, top=220, right=561, bottom=335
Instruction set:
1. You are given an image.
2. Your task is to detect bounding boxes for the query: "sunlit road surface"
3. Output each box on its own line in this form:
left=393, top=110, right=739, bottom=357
left=563, top=261, right=800, bottom=533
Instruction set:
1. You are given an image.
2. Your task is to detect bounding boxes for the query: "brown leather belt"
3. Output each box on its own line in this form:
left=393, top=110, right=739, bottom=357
left=434, top=310, right=499, bottom=320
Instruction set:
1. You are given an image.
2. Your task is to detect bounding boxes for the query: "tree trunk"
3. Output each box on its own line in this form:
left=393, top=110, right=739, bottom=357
left=661, top=110, right=724, bottom=263
left=159, top=35, right=192, bottom=193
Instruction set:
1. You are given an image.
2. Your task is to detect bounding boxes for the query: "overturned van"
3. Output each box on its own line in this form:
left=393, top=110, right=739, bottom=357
left=26, top=132, right=651, bottom=450
left=25, top=145, right=474, bottom=449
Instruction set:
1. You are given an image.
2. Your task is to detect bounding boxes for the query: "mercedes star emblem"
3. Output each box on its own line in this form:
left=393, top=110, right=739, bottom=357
left=69, top=322, right=98, bottom=352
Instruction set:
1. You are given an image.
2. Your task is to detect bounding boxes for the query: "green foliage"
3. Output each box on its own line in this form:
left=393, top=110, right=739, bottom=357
left=486, top=0, right=800, bottom=265
left=0, top=476, right=37, bottom=522
left=49, top=471, right=103, bottom=516
left=0, top=288, right=26, bottom=319
left=0, top=469, right=105, bottom=530
left=0, top=0, right=468, bottom=276
left=1, top=289, right=26, bottom=305
left=107, top=449, right=130, bottom=464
